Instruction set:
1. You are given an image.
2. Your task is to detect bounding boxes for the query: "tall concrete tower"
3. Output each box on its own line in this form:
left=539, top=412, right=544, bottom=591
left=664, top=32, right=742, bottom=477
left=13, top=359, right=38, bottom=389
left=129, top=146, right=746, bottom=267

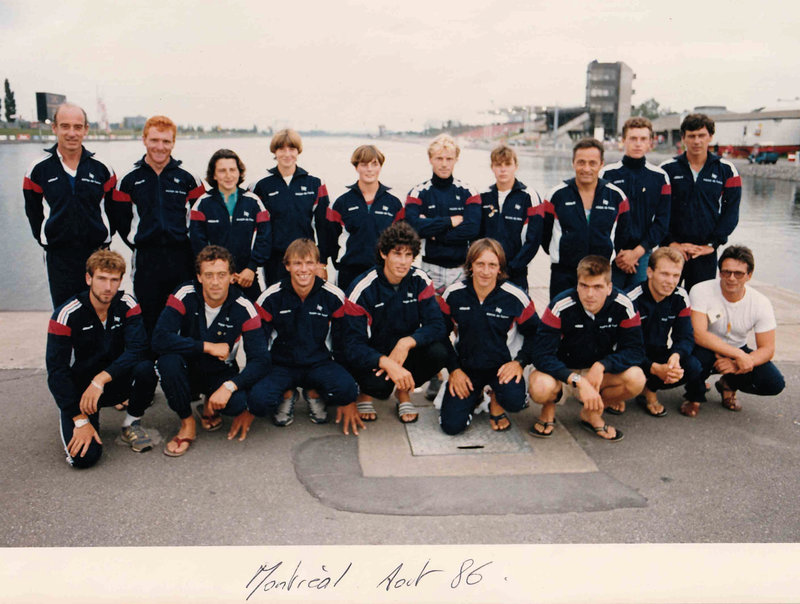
left=585, top=60, right=635, bottom=138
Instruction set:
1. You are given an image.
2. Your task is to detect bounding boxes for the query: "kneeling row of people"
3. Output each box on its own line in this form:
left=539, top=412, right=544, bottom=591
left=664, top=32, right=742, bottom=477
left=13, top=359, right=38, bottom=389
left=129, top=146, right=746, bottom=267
left=48, top=222, right=783, bottom=466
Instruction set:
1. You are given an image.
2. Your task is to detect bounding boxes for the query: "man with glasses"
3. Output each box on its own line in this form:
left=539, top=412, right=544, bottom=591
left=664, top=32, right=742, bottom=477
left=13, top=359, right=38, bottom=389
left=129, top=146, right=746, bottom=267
left=683, top=245, right=784, bottom=417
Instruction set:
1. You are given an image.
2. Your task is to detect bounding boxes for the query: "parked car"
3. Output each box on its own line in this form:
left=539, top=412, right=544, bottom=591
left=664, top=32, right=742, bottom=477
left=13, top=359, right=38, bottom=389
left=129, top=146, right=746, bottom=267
left=748, top=151, right=779, bottom=164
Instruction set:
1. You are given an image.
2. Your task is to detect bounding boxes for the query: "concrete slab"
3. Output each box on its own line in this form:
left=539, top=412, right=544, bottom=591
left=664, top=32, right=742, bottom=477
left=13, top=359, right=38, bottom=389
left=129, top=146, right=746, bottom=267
left=296, top=434, right=647, bottom=516
left=358, top=400, right=597, bottom=477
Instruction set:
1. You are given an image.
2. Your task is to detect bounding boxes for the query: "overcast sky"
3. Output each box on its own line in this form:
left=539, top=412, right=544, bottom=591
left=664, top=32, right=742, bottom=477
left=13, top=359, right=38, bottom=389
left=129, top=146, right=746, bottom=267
left=1, top=0, right=798, bottom=133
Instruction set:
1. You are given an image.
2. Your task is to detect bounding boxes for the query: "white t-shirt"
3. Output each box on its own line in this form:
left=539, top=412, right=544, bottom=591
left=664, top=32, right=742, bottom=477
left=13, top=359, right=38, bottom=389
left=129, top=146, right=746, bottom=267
left=497, top=189, right=511, bottom=212
left=689, top=280, right=776, bottom=347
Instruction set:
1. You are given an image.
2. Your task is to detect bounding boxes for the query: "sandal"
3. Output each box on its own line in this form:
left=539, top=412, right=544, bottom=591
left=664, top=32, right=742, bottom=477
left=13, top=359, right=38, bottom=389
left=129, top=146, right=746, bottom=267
left=680, top=400, right=701, bottom=418
left=357, top=400, right=378, bottom=422
left=715, top=379, right=741, bottom=412
left=636, top=394, right=668, bottom=417
left=195, top=405, right=222, bottom=432
left=396, top=401, right=418, bottom=424
left=489, top=412, right=511, bottom=432
left=163, top=436, right=194, bottom=457
left=529, top=418, right=556, bottom=438
left=579, top=420, right=624, bottom=442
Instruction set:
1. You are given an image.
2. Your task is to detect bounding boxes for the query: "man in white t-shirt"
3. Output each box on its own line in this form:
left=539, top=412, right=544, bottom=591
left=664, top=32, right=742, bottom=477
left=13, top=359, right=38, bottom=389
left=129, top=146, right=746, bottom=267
left=683, top=245, right=785, bottom=417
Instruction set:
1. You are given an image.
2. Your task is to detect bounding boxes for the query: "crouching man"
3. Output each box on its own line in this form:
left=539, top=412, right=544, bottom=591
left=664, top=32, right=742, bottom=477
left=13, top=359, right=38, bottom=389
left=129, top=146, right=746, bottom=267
left=248, top=239, right=362, bottom=434
left=684, top=245, right=785, bottom=417
left=152, top=245, right=269, bottom=456
left=47, top=249, right=157, bottom=468
left=627, top=247, right=704, bottom=417
left=529, top=255, right=645, bottom=442
left=343, top=221, right=449, bottom=424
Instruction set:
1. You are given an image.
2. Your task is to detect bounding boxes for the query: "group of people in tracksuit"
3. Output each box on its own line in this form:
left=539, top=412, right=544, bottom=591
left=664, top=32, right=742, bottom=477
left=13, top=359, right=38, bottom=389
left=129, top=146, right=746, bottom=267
left=31, top=104, right=784, bottom=467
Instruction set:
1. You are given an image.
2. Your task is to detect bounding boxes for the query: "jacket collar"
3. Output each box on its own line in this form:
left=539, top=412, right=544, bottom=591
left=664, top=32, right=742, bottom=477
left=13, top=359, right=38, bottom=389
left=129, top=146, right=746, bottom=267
left=346, top=182, right=391, bottom=202
left=488, top=179, right=527, bottom=196
left=133, top=155, right=183, bottom=172
left=268, top=165, right=309, bottom=178
left=46, top=144, right=94, bottom=163
left=621, top=155, right=646, bottom=169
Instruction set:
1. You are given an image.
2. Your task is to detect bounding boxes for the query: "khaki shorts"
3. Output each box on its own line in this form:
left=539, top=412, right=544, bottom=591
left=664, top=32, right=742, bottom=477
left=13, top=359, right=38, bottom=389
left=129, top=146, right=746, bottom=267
left=559, top=368, right=592, bottom=404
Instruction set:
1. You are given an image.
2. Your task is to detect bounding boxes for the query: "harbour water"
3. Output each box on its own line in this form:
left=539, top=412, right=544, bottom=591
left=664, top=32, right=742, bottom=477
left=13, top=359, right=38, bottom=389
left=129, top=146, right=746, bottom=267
left=2, top=135, right=799, bottom=310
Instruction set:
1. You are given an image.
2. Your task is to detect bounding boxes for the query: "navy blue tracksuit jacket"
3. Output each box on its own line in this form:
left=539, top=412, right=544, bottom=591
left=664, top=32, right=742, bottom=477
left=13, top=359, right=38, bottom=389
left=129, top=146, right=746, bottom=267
left=479, top=179, right=543, bottom=285
left=534, top=287, right=645, bottom=383
left=439, top=279, right=539, bottom=372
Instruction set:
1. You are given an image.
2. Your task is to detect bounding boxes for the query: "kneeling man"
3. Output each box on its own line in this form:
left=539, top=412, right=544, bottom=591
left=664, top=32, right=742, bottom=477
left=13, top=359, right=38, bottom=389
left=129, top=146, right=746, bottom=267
left=627, top=247, right=703, bottom=416
left=529, top=255, right=645, bottom=441
left=47, top=250, right=157, bottom=468
left=152, top=245, right=269, bottom=455
left=685, top=245, right=784, bottom=416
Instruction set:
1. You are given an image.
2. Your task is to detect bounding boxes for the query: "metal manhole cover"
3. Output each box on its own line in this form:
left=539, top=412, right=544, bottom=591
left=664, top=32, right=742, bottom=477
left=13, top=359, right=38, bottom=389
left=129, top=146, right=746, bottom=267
left=405, top=407, right=531, bottom=456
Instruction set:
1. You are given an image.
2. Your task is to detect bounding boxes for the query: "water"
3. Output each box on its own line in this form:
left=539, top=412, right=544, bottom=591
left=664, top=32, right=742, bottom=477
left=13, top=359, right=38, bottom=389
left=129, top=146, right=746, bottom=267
left=2, top=136, right=799, bottom=310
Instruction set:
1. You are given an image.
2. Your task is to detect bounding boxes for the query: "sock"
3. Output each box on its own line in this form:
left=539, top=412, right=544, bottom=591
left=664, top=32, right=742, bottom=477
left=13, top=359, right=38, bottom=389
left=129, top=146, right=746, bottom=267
left=122, top=413, right=141, bottom=427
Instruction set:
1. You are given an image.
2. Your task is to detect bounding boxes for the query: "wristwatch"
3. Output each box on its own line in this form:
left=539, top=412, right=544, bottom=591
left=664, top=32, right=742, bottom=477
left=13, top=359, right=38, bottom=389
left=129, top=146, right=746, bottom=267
left=569, top=373, right=582, bottom=388
left=223, top=381, right=237, bottom=393
left=74, top=418, right=90, bottom=428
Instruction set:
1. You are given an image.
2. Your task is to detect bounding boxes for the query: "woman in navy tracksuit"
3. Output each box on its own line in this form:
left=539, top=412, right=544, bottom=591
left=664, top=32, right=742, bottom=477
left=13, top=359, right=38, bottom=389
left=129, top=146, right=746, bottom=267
left=190, top=149, right=271, bottom=301
left=326, top=144, right=404, bottom=291
left=438, top=238, right=539, bottom=435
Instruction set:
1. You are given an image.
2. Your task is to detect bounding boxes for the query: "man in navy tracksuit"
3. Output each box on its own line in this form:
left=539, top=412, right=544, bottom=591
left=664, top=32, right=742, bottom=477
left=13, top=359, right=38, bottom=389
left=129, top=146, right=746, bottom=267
left=190, top=149, right=271, bottom=301
left=326, top=145, right=404, bottom=291
left=626, top=247, right=703, bottom=417
left=152, top=246, right=270, bottom=455
left=249, top=129, right=331, bottom=285
left=479, top=144, right=543, bottom=292
left=112, top=115, right=205, bottom=335
left=47, top=250, right=157, bottom=468
left=529, top=256, right=645, bottom=442
left=542, top=138, right=632, bottom=301
left=600, top=117, right=671, bottom=289
left=24, top=103, right=116, bottom=308
left=438, top=238, right=539, bottom=435
left=404, top=133, right=482, bottom=295
left=660, top=113, right=741, bottom=291
left=343, top=221, right=448, bottom=423
left=248, top=239, right=361, bottom=434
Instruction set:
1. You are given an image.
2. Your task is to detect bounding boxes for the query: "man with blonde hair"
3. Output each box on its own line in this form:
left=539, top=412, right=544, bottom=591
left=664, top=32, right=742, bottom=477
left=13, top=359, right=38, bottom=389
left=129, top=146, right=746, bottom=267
left=112, top=115, right=205, bottom=335
left=626, top=246, right=702, bottom=416
left=405, top=133, right=481, bottom=399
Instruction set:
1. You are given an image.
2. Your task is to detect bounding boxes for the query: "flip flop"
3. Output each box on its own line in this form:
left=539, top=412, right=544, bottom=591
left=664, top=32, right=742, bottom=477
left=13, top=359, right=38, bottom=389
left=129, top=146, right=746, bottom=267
left=489, top=412, right=512, bottom=432
left=605, top=406, right=624, bottom=415
left=636, top=394, right=668, bottom=417
left=163, top=436, right=194, bottom=457
left=357, top=400, right=378, bottom=422
left=396, top=401, right=418, bottom=424
left=195, top=405, right=222, bottom=432
left=680, top=400, right=701, bottom=418
left=715, top=379, right=742, bottom=412
left=529, top=418, right=556, bottom=438
left=579, top=420, right=624, bottom=442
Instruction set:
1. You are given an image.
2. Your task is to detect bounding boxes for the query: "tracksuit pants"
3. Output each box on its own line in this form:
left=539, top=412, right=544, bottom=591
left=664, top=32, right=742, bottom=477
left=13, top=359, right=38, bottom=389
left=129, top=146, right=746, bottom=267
left=46, top=246, right=101, bottom=308
left=440, top=366, right=527, bottom=435
left=133, top=243, right=195, bottom=336
left=59, top=360, right=157, bottom=469
left=247, top=360, right=358, bottom=417
left=352, top=341, right=449, bottom=400
left=156, top=354, right=247, bottom=420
